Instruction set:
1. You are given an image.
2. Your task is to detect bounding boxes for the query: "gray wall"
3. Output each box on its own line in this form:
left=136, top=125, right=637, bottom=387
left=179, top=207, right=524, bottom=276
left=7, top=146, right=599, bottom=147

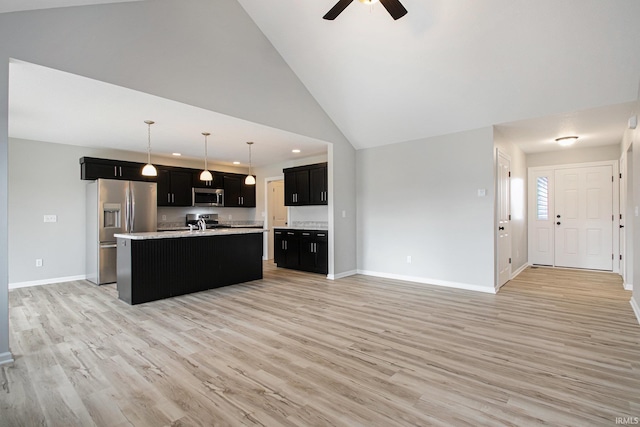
left=7, top=137, right=253, bottom=286
left=494, top=128, right=528, bottom=275
left=0, top=0, right=356, bottom=363
left=356, top=127, right=496, bottom=291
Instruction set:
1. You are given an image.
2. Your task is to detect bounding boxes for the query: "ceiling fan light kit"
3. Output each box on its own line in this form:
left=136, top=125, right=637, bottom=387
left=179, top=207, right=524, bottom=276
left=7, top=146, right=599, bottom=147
left=323, top=0, right=407, bottom=20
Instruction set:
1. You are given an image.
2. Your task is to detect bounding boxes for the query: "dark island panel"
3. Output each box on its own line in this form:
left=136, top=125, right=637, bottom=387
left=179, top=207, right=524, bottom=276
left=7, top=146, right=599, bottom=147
left=117, top=232, right=263, bottom=305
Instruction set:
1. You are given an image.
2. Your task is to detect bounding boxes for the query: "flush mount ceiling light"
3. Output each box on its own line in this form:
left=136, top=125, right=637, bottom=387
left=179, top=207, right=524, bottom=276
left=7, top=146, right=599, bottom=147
left=292, top=149, right=301, bottom=153
left=141, top=120, right=157, bottom=177
left=245, top=142, right=256, bottom=185
left=555, top=136, right=579, bottom=147
left=200, top=132, right=213, bottom=181
left=323, top=0, right=407, bottom=20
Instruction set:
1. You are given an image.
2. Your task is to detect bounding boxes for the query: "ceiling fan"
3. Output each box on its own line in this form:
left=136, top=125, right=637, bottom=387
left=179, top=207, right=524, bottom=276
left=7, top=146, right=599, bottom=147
left=323, top=0, right=408, bottom=20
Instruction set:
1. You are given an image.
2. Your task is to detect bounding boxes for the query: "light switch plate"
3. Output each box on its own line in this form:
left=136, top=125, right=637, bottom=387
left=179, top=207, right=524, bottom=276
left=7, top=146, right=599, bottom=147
left=477, top=189, right=486, bottom=197
left=44, top=215, right=57, bottom=223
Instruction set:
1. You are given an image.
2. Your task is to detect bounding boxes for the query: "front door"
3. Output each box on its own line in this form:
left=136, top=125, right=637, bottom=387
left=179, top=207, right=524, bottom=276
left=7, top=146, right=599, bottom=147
left=554, top=165, right=613, bottom=270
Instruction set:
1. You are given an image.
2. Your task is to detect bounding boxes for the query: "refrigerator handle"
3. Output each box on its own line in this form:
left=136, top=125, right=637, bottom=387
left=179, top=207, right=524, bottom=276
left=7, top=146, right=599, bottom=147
left=130, top=183, right=136, bottom=232
left=125, top=184, right=131, bottom=232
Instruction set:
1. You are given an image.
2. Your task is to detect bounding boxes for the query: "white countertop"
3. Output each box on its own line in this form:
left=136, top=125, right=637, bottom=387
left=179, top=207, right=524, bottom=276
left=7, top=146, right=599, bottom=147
left=115, top=228, right=266, bottom=240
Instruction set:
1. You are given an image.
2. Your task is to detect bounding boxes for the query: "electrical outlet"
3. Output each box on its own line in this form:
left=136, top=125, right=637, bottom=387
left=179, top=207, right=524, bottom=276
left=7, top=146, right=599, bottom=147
left=407, top=255, right=412, bottom=264
left=43, top=215, right=57, bottom=223
left=228, top=215, right=232, bottom=220
left=161, top=215, right=167, bottom=221
left=35, top=259, right=43, bottom=267
left=342, top=210, right=346, bottom=218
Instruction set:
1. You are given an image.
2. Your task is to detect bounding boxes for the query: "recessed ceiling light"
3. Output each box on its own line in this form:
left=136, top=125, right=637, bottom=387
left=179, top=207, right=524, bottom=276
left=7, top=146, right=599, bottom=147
left=172, top=153, right=182, bottom=156
left=292, top=149, right=301, bottom=153
left=555, top=136, right=579, bottom=147
left=233, top=161, right=240, bottom=165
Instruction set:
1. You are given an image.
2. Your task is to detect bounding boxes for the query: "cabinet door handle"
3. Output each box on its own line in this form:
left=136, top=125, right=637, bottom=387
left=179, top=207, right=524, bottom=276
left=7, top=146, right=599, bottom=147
left=172, top=194, right=175, bottom=203
left=167, top=194, right=171, bottom=203
left=114, top=166, right=117, bottom=176
left=119, top=166, right=122, bottom=176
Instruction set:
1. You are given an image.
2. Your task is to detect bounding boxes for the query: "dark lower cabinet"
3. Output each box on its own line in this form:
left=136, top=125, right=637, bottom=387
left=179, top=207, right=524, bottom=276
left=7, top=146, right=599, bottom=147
left=117, top=232, right=263, bottom=305
left=274, top=228, right=328, bottom=274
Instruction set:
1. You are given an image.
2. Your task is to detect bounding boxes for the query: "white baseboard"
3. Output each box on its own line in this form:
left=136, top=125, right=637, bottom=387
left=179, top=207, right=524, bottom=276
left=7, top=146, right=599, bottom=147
left=357, top=270, right=496, bottom=294
left=327, top=269, right=357, bottom=280
left=624, top=282, right=633, bottom=291
left=631, top=297, right=640, bottom=326
left=9, top=274, right=87, bottom=290
left=511, top=263, right=528, bottom=279
left=0, top=351, right=14, bottom=366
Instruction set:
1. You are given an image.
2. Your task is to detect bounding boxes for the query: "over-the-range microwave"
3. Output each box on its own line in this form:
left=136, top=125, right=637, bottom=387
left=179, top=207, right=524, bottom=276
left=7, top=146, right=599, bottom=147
left=192, top=187, right=224, bottom=207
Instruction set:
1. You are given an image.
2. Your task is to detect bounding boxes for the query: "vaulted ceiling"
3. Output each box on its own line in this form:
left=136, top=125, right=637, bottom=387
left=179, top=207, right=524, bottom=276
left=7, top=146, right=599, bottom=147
left=3, top=0, right=640, bottom=156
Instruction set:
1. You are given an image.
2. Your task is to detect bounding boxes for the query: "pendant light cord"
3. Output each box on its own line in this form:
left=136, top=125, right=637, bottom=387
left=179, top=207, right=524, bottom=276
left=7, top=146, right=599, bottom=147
left=204, top=134, right=208, bottom=170
left=146, top=122, right=152, bottom=164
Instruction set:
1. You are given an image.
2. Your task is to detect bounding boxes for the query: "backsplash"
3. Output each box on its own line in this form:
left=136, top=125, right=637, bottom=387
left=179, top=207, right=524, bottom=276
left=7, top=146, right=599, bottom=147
left=290, top=221, right=328, bottom=230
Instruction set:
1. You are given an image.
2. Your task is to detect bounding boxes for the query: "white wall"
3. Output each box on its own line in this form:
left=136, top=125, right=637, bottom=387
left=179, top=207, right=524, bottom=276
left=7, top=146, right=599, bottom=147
left=0, top=0, right=357, bottom=362
left=624, top=110, right=640, bottom=324
left=494, top=128, right=528, bottom=276
left=527, top=144, right=621, bottom=167
left=356, top=127, right=496, bottom=292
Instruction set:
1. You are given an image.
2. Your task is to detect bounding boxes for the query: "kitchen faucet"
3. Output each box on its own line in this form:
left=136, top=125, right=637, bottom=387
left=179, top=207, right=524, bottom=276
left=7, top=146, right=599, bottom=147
left=198, top=218, right=207, bottom=231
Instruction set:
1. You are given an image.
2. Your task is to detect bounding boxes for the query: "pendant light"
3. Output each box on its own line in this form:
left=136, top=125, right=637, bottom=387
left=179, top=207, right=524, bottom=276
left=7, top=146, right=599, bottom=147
left=141, top=120, right=157, bottom=177
left=200, top=132, right=213, bottom=181
left=245, top=141, right=256, bottom=185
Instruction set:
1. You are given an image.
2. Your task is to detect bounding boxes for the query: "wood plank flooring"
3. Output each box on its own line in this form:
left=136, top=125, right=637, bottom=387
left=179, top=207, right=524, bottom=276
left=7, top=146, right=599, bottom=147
left=2, top=264, right=639, bottom=426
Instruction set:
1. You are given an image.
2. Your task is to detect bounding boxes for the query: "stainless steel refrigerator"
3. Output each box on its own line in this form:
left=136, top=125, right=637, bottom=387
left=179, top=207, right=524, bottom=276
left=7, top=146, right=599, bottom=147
left=86, top=179, right=157, bottom=285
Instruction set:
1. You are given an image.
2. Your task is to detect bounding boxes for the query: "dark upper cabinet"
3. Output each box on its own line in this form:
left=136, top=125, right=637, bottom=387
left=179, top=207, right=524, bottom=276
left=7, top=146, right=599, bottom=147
left=157, top=168, right=192, bottom=207
left=283, top=163, right=327, bottom=206
left=80, top=157, right=256, bottom=208
left=309, top=165, right=328, bottom=205
left=284, top=169, right=310, bottom=206
left=80, top=157, right=154, bottom=182
left=192, top=170, right=224, bottom=189
left=223, top=174, right=256, bottom=207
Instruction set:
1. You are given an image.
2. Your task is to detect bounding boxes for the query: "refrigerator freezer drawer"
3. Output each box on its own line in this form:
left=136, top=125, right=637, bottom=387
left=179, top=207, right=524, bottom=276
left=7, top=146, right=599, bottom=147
left=99, top=244, right=118, bottom=284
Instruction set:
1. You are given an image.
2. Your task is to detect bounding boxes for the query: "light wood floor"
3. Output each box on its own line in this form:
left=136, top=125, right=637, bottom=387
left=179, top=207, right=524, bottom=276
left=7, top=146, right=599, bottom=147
left=2, top=264, right=639, bottom=426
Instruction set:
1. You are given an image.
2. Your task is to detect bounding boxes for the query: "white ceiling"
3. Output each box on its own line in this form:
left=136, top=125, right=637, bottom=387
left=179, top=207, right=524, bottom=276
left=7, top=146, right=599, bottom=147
left=0, top=0, right=140, bottom=13
left=237, top=0, right=640, bottom=150
left=4, top=0, right=640, bottom=158
left=8, top=60, right=329, bottom=167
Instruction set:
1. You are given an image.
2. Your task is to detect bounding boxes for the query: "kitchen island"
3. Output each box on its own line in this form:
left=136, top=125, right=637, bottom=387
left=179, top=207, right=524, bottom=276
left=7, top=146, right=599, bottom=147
left=115, top=228, right=264, bottom=305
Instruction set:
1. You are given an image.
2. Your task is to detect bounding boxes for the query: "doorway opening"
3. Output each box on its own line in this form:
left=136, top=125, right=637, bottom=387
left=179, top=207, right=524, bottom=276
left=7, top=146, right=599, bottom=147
left=528, top=161, right=619, bottom=272
left=265, top=177, right=288, bottom=261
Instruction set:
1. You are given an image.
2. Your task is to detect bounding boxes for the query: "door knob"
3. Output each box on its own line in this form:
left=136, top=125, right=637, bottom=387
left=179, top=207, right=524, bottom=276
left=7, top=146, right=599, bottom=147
left=620, top=225, right=625, bottom=228
left=499, top=226, right=505, bottom=230
left=556, top=221, right=561, bottom=225
left=557, top=214, right=561, bottom=218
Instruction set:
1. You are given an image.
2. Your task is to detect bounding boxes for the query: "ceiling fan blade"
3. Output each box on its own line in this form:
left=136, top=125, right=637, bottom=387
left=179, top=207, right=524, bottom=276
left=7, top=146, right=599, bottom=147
left=379, top=0, right=407, bottom=20
left=323, top=0, right=354, bottom=20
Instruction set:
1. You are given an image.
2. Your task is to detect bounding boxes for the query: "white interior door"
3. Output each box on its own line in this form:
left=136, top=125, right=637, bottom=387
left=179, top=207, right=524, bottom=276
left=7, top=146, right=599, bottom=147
left=267, top=180, right=287, bottom=260
left=620, top=156, right=626, bottom=280
left=554, top=165, right=613, bottom=270
left=497, top=151, right=511, bottom=287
